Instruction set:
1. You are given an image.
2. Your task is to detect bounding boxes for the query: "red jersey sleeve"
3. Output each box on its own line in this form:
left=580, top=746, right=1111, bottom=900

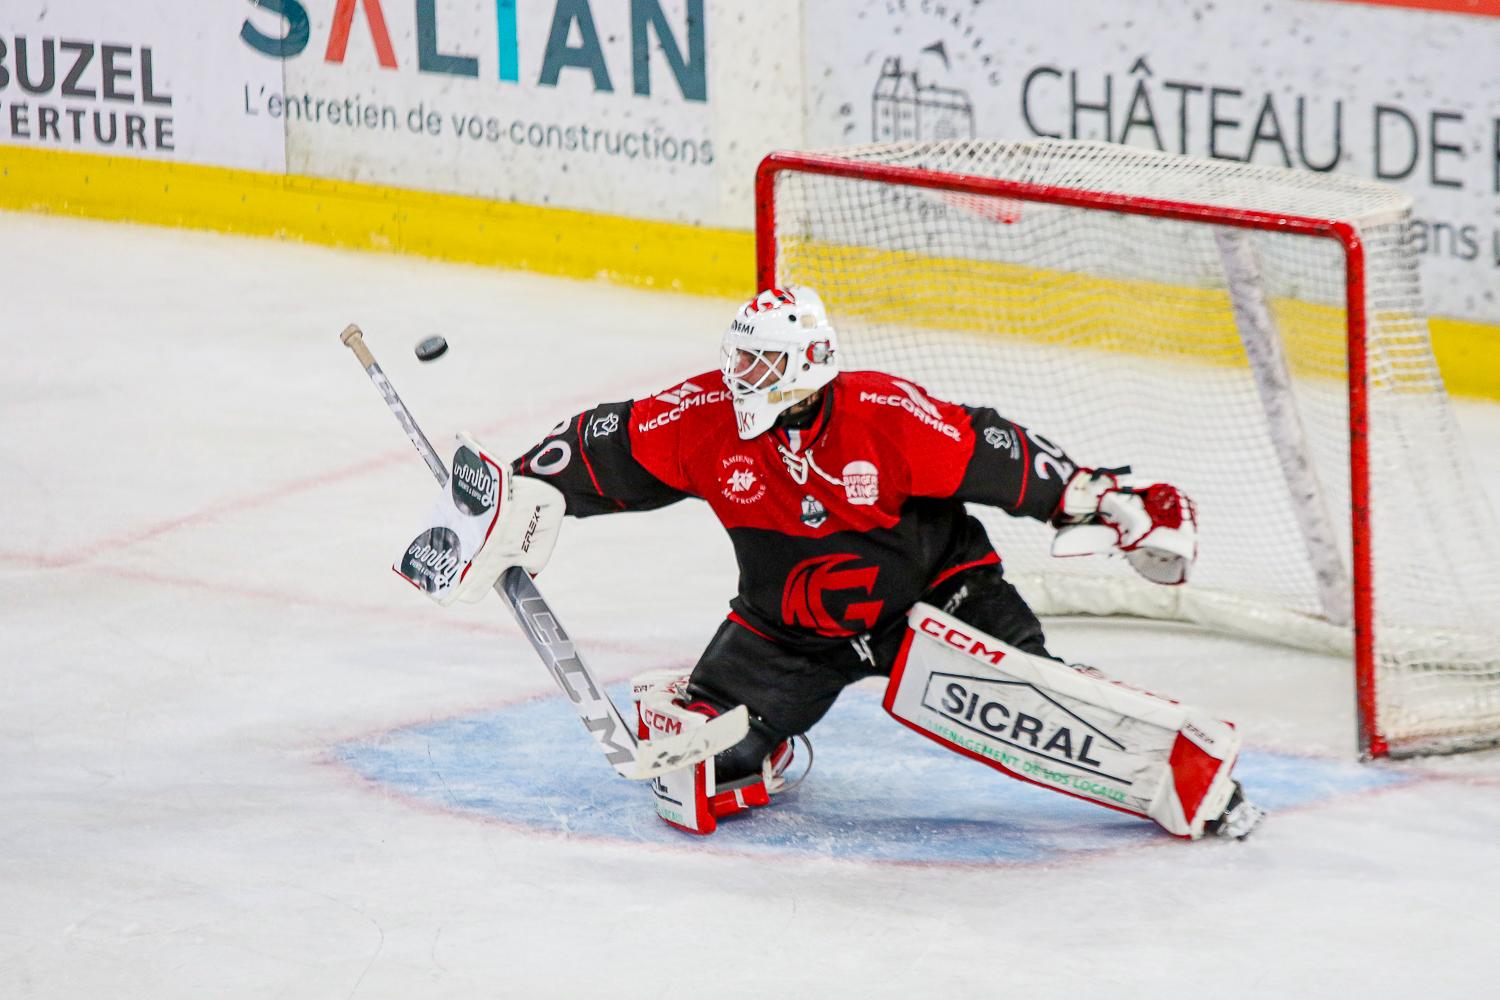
left=622, top=375, right=723, bottom=495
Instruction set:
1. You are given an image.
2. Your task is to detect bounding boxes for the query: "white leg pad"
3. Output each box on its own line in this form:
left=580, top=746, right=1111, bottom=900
left=631, top=672, right=777, bottom=836
left=638, top=692, right=719, bottom=835
left=884, top=603, right=1241, bottom=839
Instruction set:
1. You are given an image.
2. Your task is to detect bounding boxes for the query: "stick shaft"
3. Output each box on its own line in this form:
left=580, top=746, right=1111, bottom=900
left=340, top=324, right=449, bottom=485
left=501, top=567, right=638, bottom=764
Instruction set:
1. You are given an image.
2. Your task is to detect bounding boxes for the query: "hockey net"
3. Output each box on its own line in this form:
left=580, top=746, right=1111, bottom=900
left=756, top=139, right=1500, bottom=758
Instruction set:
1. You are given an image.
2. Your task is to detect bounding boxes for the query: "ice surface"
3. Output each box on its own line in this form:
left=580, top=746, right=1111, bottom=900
left=3, top=213, right=1499, bottom=998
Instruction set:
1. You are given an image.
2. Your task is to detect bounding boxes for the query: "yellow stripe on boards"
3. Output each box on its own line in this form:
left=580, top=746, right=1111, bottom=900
left=2, top=144, right=1497, bottom=401
left=1430, top=318, right=1500, bottom=401
left=783, top=238, right=1343, bottom=378
left=780, top=238, right=1500, bottom=401
left=0, top=145, right=755, bottom=299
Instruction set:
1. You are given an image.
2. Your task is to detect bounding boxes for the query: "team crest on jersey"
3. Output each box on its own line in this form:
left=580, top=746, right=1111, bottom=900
left=781, top=554, right=884, bottom=637
left=800, top=495, right=828, bottom=528
left=841, top=461, right=880, bottom=506
left=720, top=454, right=766, bottom=505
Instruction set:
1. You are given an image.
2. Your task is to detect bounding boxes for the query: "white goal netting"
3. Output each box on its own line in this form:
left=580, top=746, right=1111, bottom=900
left=761, top=139, right=1500, bottom=756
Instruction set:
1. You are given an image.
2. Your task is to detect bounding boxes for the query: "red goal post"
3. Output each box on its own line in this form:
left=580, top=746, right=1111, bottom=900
left=754, top=140, right=1500, bottom=759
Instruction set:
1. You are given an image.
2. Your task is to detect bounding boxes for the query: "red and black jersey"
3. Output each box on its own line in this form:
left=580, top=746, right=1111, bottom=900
left=512, top=370, right=1078, bottom=650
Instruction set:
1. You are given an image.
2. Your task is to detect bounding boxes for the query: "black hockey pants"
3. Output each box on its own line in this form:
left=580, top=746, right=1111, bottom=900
left=688, top=564, right=1051, bottom=783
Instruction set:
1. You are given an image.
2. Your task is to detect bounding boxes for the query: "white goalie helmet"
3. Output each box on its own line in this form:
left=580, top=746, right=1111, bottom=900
left=720, top=286, right=840, bottom=440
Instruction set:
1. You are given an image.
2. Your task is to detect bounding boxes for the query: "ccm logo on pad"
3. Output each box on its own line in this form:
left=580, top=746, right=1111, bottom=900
left=918, top=617, right=1007, bottom=665
left=641, top=708, right=684, bottom=737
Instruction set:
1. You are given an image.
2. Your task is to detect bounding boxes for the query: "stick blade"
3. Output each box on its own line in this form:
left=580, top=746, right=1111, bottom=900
left=620, top=705, right=750, bottom=781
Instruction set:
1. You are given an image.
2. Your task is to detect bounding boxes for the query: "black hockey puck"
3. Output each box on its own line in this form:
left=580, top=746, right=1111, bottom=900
left=415, top=335, right=449, bottom=362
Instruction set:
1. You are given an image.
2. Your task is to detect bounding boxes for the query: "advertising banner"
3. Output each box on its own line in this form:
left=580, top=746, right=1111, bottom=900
left=2, top=1, right=802, bottom=231
left=803, top=0, right=1500, bottom=322
left=0, top=0, right=285, bottom=171
left=238, top=0, right=800, bottom=227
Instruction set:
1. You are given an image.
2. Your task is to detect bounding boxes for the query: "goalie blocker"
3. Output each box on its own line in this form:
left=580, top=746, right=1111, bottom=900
left=393, top=433, right=565, bottom=604
left=886, top=604, right=1244, bottom=839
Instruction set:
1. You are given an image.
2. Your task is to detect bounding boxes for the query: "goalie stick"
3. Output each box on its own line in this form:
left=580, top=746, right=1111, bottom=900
left=339, top=323, right=748, bottom=780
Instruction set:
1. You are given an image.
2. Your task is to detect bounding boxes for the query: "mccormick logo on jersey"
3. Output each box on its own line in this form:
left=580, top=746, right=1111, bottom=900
left=719, top=454, right=766, bottom=505
left=636, top=379, right=731, bottom=433
left=841, top=461, right=879, bottom=506
left=654, top=380, right=704, bottom=406
left=891, top=380, right=941, bottom=419
left=858, top=380, right=961, bottom=440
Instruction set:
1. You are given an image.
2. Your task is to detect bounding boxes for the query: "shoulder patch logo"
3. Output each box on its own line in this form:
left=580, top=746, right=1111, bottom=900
left=587, top=412, right=620, bottom=439
left=983, top=425, right=1019, bottom=457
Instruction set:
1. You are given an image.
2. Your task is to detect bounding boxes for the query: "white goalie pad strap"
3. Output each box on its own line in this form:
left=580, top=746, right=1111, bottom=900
left=884, top=604, right=1241, bottom=839
left=393, top=433, right=565, bottom=606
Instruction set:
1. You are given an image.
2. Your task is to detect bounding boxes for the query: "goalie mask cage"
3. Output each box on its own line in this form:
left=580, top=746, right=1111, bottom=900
left=755, top=139, right=1500, bottom=758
